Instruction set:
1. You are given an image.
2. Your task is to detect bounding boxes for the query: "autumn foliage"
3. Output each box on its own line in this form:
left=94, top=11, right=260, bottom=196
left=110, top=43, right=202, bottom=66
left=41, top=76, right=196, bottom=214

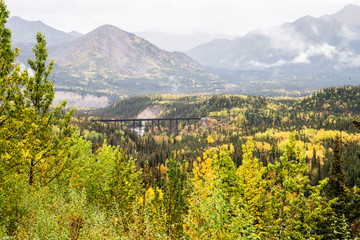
left=2, top=0, right=360, bottom=239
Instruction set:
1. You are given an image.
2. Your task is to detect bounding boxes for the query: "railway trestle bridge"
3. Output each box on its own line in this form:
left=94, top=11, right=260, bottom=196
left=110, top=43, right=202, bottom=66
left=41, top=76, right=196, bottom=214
left=93, top=117, right=202, bottom=131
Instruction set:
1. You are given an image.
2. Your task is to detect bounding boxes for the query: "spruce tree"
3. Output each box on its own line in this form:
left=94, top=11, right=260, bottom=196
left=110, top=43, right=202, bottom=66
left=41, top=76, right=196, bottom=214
left=327, top=135, right=347, bottom=201
left=263, top=135, right=328, bottom=239
left=163, top=153, right=187, bottom=239
left=0, top=1, right=75, bottom=187
left=0, top=2, right=29, bottom=234
left=24, top=32, right=75, bottom=186
left=0, top=0, right=28, bottom=182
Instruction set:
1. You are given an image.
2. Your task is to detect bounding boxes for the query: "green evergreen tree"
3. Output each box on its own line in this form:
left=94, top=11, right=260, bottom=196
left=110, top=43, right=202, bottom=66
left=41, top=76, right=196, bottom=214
left=23, top=32, right=75, bottom=186
left=163, top=153, right=187, bottom=239
left=0, top=1, right=75, bottom=235
left=329, top=214, right=351, bottom=240
left=263, top=135, right=329, bottom=239
left=327, top=135, right=348, bottom=210
left=0, top=0, right=28, bottom=183
left=0, top=1, right=75, bottom=189
left=0, top=2, right=30, bottom=235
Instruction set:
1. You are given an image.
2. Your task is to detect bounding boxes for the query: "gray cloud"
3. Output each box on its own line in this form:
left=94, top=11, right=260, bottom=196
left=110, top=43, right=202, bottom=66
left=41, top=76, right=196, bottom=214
left=259, top=26, right=308, bottom=53
left=292, top=43, right=337, bottom=63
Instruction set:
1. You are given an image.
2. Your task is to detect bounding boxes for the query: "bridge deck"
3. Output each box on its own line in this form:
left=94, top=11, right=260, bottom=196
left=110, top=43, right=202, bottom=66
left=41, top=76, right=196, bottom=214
left=93, top=117, right=202, bottom=122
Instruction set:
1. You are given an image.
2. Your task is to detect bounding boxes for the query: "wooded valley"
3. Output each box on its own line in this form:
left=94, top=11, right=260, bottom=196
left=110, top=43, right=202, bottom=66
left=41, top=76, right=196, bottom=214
left=2, top=1, right=360, bottom=239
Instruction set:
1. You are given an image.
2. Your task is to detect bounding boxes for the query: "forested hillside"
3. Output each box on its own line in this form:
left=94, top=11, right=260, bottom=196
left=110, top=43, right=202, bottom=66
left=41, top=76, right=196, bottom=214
left=78, top=87, right=360, bottom=238
left=2, top=1, right=360, bottom=239
left=96, top=87, right=359, bottom=132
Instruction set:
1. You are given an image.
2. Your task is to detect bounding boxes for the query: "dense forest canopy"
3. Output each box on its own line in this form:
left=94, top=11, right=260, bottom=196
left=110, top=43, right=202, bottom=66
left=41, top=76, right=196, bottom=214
left=2, top=0, right=360, bottom=238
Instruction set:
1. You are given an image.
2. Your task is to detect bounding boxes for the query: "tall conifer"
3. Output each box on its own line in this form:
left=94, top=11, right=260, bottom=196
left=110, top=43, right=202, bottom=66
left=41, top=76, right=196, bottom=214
left=327, top=135, right=347, bottom=201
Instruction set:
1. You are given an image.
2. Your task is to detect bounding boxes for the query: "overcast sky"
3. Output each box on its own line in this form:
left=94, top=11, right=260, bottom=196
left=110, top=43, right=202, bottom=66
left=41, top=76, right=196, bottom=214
left=6, top=0, right=360, bottom=35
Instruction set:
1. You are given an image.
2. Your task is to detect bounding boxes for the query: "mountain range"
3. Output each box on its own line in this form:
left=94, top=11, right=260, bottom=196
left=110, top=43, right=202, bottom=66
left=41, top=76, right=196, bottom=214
left=50, top=24, right=224, bottom=99
left=186, top=4, right=360, bottom=95
left=7, top=16, right=83, bottom=64
left=7, top=17, right=224, bottom=105
left=7, top=16, right=82, bottom=47
left=6, top=4, right=360, bottom=106
left=187, top=4, right=360, bottom=71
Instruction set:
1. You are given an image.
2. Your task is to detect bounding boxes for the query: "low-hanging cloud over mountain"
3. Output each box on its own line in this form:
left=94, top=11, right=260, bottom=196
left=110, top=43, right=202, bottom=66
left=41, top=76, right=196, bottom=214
left=186, top=4, right=360, bottom=71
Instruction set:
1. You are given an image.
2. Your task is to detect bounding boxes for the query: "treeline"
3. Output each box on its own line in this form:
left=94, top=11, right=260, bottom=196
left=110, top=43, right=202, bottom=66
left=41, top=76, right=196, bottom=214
left=296, top=86, right=360, bottom=114
left=98, top=86, right=360, bottom=118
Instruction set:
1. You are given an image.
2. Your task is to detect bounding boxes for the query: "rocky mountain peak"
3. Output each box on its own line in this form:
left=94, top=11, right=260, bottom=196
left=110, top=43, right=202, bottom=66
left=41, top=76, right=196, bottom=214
left=7, top=16, right=80, bottom=48
left=326, top=4, right=360, bottom=27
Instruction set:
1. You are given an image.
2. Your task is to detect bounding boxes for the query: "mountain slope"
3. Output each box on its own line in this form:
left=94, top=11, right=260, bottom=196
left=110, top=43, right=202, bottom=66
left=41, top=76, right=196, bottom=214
left=7, top=16, right=81, bottom=47
left=325, top=4, right=360, bottom=28
left=50, top=25, right=224, bottom=99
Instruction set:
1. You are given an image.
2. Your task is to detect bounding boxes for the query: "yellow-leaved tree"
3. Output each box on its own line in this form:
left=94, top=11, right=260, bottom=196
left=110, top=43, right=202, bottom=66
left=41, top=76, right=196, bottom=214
left=184, top=147, right=260, bottom=239
left=236, top=138, right=267, bottom=235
